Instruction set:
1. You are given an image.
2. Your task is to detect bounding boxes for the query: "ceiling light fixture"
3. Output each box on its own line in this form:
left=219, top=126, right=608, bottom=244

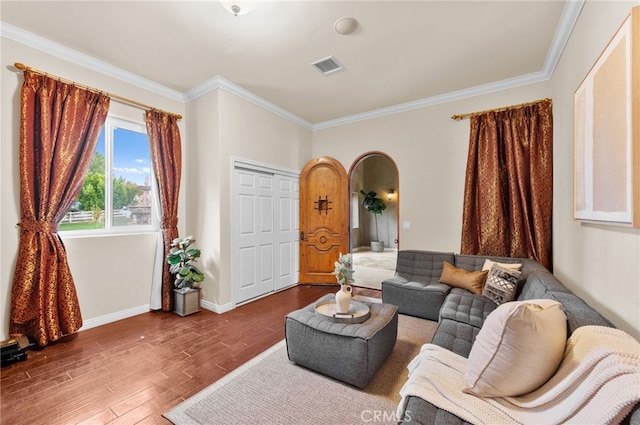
left=334, top=17, right=359, bottom=35
left=221, top=1, right=255, bottom=16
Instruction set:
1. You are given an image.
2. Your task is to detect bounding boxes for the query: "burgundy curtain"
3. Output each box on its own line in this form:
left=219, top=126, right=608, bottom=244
left=460, top=99, right=553, bottom=269
left=146, top=110, right=182, bottom=311
left=10, top=71, right=110, bottom=346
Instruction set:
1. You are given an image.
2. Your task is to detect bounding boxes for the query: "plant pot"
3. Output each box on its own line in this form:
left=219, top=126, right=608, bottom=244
left=173, top=288, right=201, bottom=316
left=370, top=241, right=385, bottom=252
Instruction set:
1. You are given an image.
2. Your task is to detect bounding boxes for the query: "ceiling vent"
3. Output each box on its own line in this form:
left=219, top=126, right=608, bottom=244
left=311, top=56, right=344, bottom=75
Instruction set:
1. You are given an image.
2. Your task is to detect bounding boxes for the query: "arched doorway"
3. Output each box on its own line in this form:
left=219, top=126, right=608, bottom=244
left=348, top=152, right=399, bottom=290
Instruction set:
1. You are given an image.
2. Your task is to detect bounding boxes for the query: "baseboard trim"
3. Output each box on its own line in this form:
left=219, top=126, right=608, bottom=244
left=79, top=291, right=288, bottom=330
left=201, top=299, right=234, bottom=314
left=80, top=304, right=150, bottom=332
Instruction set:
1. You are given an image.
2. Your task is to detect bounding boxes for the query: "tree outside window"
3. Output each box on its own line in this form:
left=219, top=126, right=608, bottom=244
left=59, top=117, right=157, bottom=232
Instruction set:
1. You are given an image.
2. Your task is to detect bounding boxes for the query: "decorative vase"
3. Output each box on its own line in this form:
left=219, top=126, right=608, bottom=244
left=335, top=284, right=352, bottom=314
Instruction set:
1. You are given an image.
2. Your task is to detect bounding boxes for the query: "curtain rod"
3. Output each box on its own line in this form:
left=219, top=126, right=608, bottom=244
left=451, top=98, right=552, bottom=121
left=14, top=63, right=183, bottom=120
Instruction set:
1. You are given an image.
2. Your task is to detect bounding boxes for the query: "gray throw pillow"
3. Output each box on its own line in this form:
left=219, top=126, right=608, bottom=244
left=482, top=264, right=521, bottom=305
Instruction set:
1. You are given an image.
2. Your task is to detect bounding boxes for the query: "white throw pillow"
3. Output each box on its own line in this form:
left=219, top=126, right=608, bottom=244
left=463, top=299, right=567, bottom=397
left=482, top=259, right=522, bottom=271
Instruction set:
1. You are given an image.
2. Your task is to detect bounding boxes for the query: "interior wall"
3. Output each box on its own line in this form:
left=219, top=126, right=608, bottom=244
left=312, top=1, right=640, bottom=339
left=0, top=38, right=187, bottom=340
left=186, top=89, right=313, bottom=309
left=549, top=0, right=640, bottom=339
left=311, top=83, right=551, bottom=253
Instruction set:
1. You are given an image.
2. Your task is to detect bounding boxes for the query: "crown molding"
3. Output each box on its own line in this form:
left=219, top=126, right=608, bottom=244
left=1, top=21, right=185, bottom=103
left=312, top=0, right=584, bottom=130
left=184, top=75, right=313, bottom=130
left=542, top=0, right=585, bottom=76
left=1, top=0, right=583, bottom=131
left=312, top=71, right=548, bottom=130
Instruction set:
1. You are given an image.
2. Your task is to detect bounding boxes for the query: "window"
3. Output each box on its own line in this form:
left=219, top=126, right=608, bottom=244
left=59, top=117, right=157, bottom=233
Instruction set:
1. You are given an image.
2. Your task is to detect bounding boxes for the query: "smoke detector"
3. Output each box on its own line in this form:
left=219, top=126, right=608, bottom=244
left=311, top=56, right=344, bottom=76
left=334, top=17, right=359, bottom=35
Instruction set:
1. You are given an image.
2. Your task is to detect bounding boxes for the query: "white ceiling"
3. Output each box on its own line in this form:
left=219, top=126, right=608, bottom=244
left=0, top=1, right=578, bottom=128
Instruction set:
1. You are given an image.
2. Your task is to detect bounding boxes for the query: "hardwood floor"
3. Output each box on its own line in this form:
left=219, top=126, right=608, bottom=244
left=0, top=285, right=381, bottom=425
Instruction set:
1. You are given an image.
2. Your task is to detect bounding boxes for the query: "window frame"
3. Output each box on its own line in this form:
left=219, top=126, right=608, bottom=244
left=58, top=115, right=159, bottom=237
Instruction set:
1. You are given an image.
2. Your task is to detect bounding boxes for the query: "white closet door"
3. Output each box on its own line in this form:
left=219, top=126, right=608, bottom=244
left=275, top=175, right=299, bottom=290
left=234, top=169, right=275, bottom=303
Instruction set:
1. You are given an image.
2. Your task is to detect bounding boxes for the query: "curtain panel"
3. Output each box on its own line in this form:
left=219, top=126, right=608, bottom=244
left=10, top=71, right=110, bottom=346
left=460, top=100, right=553, bottom=270
left=146, top=110, right=182, bottom=311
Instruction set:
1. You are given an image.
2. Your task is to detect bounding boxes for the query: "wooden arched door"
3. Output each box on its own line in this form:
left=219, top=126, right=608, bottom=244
left=299, top=157, right=349, bottom=284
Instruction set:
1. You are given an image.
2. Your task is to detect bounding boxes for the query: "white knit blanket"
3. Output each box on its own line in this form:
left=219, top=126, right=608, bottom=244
left=398, top=326, right=640, bottom=424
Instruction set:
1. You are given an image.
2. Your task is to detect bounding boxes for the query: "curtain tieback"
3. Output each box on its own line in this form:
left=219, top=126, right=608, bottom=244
left=19, top=220, right=58, bottom=233
left=161, top=217, right=178, bottom=230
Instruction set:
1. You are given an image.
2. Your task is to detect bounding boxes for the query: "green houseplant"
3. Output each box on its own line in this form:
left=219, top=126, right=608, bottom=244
left=360, top=190, right=386, bottom=252
left=166, top=236, right=205, bottom=316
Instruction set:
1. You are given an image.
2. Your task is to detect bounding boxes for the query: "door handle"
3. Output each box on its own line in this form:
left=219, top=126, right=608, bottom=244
left=300, top=231, right=305, bottom=241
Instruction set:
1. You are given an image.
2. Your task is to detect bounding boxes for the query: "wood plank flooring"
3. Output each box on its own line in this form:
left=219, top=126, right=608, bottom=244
left=0, top=285, right=381, bottom=424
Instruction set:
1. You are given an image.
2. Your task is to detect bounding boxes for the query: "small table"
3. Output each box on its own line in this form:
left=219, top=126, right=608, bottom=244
left=285, top=294, right=398, bottom=388
left=314, top=298, right=370, bottom=323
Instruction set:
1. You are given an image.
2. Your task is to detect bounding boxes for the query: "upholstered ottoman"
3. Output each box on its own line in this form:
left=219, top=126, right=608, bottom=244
left=285, top=294, right=398, bottom=388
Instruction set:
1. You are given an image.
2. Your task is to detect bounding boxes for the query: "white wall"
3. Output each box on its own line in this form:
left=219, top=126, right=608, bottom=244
left=312, top=82, right=552, bottom=252
left=550, top=1, right=640, bottom=339
left=185, top=89, right=313, bottom=309
left=0, top=38, right=186, bottom=340
left=312, top=0, right=640, bottom=339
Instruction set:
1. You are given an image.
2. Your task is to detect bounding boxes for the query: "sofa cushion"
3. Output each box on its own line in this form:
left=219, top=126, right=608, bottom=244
left=463, top=299, right=567, bottom=397
left=439, top=288, right=497, bottom=328
left=439, top=261, right=488, bottom=295
left=482, top=264, right=521, bottom=305
left=382, top=276, right=450, bottom=321
left=430, top=318, right=481, bottom=358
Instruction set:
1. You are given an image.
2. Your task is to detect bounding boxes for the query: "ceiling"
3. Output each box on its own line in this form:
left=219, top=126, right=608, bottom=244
left=0, top=1, right=577, bottom=127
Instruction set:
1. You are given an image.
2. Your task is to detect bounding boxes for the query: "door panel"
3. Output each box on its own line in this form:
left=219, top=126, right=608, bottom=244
left=299, top=157, right=348, bottom=284
left=275, top=175, right=298, bottom=290
left=235, top=169, right=275, bottom=303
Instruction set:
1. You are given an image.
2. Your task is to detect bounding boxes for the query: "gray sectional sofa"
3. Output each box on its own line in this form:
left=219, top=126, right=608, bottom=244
left=381, top=250, right=639, bottom=425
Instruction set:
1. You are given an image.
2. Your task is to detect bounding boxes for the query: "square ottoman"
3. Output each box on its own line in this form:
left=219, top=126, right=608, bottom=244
left=285, top=294, right=398, bottom=388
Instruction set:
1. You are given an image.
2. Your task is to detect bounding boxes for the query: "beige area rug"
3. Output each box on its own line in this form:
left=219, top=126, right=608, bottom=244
left=164, top=314, right=437, bottom=425
left=351, top=248, right=397, bottom=290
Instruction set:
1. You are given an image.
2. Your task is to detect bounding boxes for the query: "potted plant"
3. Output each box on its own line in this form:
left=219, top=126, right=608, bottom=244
left=360, top=190, right=386, bottom=252
left=166, top=236, right=205, bottom=316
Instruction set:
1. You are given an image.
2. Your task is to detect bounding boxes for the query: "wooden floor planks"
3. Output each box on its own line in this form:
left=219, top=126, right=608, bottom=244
left=0, top=285, right=380, bottom=424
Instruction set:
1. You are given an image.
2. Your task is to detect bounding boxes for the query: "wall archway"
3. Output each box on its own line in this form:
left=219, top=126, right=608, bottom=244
left=348, top=151, right=399, bottom=253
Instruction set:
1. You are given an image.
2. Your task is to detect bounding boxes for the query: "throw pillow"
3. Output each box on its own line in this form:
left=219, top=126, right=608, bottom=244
left=482, top=264, right=521, bottom=305
left=463, top=299, right=567, bottom=397
left=439, top=261, right=488, bottom=295
left=482, top=259, right=522, bottom=271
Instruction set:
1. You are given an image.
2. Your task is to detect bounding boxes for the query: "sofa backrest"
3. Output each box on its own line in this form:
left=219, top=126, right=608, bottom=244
left=395, top=250, right=455, bottom=284
left=453, top=254, right=615, bottom=335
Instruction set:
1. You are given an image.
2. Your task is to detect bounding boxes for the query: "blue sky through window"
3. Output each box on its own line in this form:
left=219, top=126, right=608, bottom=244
left=96, top=127, right=151, bottom=186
